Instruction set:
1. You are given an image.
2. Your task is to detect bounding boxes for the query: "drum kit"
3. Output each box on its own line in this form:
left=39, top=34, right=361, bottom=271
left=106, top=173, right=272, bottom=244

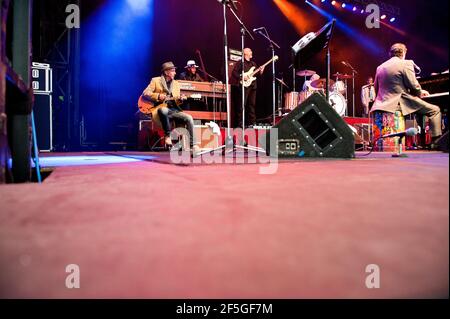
left=283, top=70, right=354, bottom=117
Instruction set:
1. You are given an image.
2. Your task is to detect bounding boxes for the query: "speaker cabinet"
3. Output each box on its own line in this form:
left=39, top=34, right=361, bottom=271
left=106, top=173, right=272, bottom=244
left=33, top=94, right=53, bottom=152
left=266, top=93, right=355, bottom=158
left=436, top=132, right=449, bottom=153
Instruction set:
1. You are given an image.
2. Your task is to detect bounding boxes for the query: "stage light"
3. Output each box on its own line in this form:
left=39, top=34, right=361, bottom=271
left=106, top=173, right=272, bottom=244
left=331, top=1, right=336, bottom=5
left=352, top=6, right=357, bottom=12
left=360, top=9, right=364, bottom=13
left=342, top=3, right=346, bottom=8
left=390, top=17, right=396, bottom=22
left=381, top=14, right=387, bottom=19
left=321, top=0, right=326, bottom=2
left=305, top=0, right=383, bottom=56
left=126, top=0, right=151, bottom=14
left=273, top=0, right=311, bottom=34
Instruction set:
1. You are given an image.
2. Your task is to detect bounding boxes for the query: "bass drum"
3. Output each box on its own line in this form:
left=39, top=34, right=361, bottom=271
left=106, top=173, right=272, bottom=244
left=328, top=92, right=347, bottom=117
left=332, top=80, right=346, bottom=94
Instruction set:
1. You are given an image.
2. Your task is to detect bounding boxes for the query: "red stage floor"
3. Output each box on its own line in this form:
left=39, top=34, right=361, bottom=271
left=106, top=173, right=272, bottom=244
left=0, top=151, right=448, bottom=298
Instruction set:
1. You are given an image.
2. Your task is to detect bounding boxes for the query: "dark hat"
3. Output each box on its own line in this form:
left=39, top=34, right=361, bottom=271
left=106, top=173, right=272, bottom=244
left=161, top=61, right=177, bottom=72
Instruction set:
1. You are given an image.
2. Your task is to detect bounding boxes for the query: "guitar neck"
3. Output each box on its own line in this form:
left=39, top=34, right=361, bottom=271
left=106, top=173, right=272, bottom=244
left=251, top=58, right=276, bottom=76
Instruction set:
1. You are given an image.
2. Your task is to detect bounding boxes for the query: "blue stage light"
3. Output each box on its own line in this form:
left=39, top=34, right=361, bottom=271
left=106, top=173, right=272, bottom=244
left=390, top=17, right=396, bottom=22
left=305, top=0, right=384, bottom=56
left=342, top=3, right=346, bottom=8
left=126, top=0, right=151, bottom=14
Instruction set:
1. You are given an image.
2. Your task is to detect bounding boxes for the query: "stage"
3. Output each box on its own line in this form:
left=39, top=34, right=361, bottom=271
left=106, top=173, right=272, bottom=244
left=0, top=151, right=448, bottom=298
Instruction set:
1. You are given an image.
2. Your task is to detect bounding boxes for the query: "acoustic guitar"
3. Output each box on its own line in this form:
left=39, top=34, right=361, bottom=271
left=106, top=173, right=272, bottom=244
left=240, top=55, right=279, bottom=88
left=137, top=94, right=201, bottom=115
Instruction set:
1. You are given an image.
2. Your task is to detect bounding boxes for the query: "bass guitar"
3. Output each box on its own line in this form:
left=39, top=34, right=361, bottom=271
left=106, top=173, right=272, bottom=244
left=240, top=55, right=279, bottom=88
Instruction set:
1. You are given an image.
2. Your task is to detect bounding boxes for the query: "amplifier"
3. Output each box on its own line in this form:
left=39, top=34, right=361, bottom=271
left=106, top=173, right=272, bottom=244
left=32, top=62, right=52, bottom=94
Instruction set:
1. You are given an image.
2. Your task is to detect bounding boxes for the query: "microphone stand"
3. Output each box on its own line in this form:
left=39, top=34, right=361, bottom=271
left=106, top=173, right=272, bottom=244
left=255, top=28, right=281, bottom=125
left=197, top=0, right=265, bottom=157
left=198, top=67, right=222, bottom=123
left=343, top=61, right=358, bottom=117
left=197, top=67, right=221, bottom=83
left=228, top=7, right=265, bottom=153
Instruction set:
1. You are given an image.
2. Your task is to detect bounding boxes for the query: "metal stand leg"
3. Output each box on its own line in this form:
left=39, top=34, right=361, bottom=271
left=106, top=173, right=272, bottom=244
left=31, top=111, right=42, bottom=183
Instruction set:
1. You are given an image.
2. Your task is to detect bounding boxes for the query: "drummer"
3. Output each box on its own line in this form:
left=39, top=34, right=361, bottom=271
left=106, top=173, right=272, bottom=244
left=303, top=74, right=323, bottom=93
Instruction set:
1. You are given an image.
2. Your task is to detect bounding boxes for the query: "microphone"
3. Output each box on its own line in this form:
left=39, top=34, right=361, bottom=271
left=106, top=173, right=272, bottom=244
left=253, top=27, right=265, bottom=32
left=218, top=0, right=238, bottom=10
left=381, top=128, right=418, bottom=139
left=413, top=62, right=422, bottom=74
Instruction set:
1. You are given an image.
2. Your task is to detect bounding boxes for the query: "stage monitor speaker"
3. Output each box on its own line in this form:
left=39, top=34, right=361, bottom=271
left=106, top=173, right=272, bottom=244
left=266, top=93, right=355, bottom=158
left=33, top=94, right=53, bottom=152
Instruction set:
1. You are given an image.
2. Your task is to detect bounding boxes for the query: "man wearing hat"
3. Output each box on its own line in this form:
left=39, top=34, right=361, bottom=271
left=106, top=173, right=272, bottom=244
left=142, top=61, right=199, bottom=153
left=178, top=60, right=207, bottom=111
left=179, top=60, right=204, bottom=82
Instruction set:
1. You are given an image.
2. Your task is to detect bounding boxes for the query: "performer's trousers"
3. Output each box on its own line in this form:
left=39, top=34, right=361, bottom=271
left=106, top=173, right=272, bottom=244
left=414, top=102, right=442, bottom=138
left=233, top=86, right=257, bottom=127
left=158, top=107, right=195, bottom=146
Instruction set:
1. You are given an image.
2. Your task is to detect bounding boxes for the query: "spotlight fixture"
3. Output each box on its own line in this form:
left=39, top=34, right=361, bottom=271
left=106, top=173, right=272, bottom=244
left=390, top=17, right=396, bottom=22
left=381, top=14, right=387, bottom=19
left=342, top=3, right=346, bottom=8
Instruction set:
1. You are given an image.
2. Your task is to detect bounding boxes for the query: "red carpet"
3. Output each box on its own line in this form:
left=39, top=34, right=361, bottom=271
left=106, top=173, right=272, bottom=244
left=0, top=152, right=448, bottom=298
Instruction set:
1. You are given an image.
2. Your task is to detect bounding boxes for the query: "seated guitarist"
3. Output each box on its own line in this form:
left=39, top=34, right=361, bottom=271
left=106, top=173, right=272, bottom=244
left=142, top=61, right=199, bottom=153
left=231, top=48, right=265, bottom=128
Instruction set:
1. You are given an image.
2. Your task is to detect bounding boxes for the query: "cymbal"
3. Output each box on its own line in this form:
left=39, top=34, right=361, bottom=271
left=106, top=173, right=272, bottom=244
left=333, top=73, right=353, bottom=79
left=310, top=78, right=335, bottom=89
left=276, top=77, right=290, bottom=89
left=296, top=70, right=316, bottom=77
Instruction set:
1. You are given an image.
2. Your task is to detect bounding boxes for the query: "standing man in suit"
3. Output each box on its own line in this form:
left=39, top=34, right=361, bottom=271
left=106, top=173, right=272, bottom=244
left=361, top=76, right=376, bottom=117
left=372, top=43, right=442, bottom=146
left=231, top=48, right=265, bottom=128
left=142, top=61, right=199, bottom=154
